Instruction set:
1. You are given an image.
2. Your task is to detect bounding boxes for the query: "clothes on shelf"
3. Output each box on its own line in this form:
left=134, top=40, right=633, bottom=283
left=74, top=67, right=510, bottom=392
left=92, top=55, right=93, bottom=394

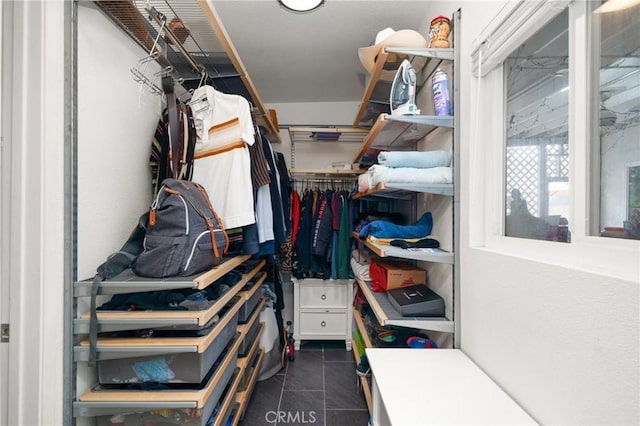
left=357, top=149, right=453, bottom=193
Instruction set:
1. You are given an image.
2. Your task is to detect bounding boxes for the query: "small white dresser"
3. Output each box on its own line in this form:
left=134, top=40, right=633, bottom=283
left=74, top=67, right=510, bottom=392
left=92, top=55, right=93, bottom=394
left=291, top=278, right=353, bottom=350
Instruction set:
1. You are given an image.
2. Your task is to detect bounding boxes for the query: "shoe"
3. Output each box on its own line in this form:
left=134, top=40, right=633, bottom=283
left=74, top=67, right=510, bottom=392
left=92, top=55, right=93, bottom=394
left=390, top=238, right=440, bottom=249
left=356, top=354, right=370, bottom=377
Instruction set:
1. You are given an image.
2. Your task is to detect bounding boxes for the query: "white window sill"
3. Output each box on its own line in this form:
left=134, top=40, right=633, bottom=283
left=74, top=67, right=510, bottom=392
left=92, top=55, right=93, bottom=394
left=482, top=234, right=640, bottom=282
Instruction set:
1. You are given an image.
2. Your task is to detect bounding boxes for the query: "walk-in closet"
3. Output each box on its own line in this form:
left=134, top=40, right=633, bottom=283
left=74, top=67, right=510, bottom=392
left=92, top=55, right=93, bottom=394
left=0, top=1, right=638, bottom=426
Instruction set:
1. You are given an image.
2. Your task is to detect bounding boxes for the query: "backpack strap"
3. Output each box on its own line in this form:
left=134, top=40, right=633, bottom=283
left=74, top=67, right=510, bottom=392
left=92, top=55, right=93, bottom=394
left=183, top=104, right=196, bottom=181
left=175, top=181, right=229, bottom=257
left=88, top=246, right=142, bottom=367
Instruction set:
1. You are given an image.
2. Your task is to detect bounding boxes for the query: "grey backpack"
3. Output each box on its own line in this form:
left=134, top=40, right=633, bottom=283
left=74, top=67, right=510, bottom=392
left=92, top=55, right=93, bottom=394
left=133, top=179, right=229, bottom=278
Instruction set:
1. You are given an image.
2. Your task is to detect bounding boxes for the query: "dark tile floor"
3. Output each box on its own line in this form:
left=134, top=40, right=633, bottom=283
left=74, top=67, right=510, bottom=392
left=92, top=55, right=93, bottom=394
left=239, top=341, right=370, bottom=426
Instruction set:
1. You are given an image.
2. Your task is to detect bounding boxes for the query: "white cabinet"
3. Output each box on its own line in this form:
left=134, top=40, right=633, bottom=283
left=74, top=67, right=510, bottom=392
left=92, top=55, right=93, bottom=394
left=292, top=278, right=353, bottom=350
left=367, top=348, right=537, bottom=426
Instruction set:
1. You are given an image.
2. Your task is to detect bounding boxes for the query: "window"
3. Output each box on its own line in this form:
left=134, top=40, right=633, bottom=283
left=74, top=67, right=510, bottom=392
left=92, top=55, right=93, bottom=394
left=502, top=1, right=640, bottom=242
left=592, top=0, right=640, bottom=240
left=470, top=0, right=638, bottom=281
left=504, top=10, right=570, bottom=242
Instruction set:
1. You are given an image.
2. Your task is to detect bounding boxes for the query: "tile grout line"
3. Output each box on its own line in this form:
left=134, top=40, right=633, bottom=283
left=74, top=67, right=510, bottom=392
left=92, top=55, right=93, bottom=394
left=275, top=359, right=288, bottom=426
left=322, top=344, right=327, bottom=426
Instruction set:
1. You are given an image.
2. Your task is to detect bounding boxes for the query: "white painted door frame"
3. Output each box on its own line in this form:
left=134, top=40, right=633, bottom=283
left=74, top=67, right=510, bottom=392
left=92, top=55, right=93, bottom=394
left=0, top=1, right=68, bottom=425
left=0, top=2, right=11, bottom=424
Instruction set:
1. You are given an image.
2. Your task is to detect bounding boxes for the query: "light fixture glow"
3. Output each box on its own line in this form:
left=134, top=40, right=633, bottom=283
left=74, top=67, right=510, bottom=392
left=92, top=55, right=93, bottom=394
left=278, top=0, right=324, bottom=13
left=595, top=0, right=640, bottom=13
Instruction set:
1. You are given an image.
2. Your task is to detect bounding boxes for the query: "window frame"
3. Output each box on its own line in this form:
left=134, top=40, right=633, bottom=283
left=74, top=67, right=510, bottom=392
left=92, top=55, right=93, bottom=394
left=470, top=0, right=639, bottom=282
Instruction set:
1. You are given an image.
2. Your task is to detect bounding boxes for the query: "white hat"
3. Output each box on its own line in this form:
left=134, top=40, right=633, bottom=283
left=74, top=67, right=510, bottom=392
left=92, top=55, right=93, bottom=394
left=358, top=27, right=428, bottom=74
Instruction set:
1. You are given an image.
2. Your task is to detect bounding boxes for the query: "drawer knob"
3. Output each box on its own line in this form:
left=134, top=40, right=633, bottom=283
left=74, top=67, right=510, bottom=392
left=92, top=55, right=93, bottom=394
left=321, top=294, right=327, bottom=300
left=321, top=321, right=326, bottom=327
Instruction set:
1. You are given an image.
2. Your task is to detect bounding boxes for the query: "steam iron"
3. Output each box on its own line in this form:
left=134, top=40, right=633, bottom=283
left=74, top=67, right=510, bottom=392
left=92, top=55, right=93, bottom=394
left=390, top=59, right=420, bottom=116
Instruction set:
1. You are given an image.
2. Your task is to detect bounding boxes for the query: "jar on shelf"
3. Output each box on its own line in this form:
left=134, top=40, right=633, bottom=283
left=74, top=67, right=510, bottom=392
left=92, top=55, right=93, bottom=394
left=428, top=15, right=451, bottom=48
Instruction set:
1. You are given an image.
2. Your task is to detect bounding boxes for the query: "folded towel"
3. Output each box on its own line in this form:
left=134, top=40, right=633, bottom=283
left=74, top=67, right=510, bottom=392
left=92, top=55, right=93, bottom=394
left=350, top=257, right=371, bottom=282
left=352, top=248, right=373, bottom=264
left=358, top=172, right=371, bottom=193
left=368, top=165, right=452, bottom=187
left=377, top=150, right=451, bottom=168
left=359, top=212, right=433, bottom=239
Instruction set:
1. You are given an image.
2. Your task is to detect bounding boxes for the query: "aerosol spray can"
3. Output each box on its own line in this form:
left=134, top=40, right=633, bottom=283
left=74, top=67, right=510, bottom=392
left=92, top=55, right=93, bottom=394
left=432, top=69, right=451, bottom=116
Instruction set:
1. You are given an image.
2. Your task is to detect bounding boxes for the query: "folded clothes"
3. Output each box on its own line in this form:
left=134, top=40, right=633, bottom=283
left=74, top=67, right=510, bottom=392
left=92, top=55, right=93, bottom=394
left=350, top=257, right=371, bottom=282
left=368, top=165, right=452, bottom=187
left=390, top=238, right=440, bottom=249
left=359, top=212, right=433, bottom=239
left=377, top=150, right=451, bottom=168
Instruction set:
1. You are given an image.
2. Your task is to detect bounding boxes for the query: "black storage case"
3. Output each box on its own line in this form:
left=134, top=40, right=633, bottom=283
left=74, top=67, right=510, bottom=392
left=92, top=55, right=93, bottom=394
left=387, top=284, right=445, bottom=317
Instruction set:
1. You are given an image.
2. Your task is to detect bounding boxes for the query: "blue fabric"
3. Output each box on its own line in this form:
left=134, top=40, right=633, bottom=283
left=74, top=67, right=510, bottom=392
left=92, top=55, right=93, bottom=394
left=377, top=150, right=451, bottom=169
left=359, top=212, right=433, bottom=239
left=132, top=357, right=175, bottom=382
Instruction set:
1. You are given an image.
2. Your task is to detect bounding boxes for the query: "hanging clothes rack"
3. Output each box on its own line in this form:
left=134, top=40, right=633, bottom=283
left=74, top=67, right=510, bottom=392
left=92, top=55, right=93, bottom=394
left=94, top=0, right=280, bottom=141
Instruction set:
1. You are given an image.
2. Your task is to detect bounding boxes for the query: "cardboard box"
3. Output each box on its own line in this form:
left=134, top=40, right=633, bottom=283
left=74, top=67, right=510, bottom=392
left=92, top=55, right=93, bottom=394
left=369, top=259, right=427, bottom=292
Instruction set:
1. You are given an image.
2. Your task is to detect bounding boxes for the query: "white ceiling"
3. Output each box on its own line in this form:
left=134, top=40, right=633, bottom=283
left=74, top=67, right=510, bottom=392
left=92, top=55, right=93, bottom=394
left=211, top=0, right=447, bottom=104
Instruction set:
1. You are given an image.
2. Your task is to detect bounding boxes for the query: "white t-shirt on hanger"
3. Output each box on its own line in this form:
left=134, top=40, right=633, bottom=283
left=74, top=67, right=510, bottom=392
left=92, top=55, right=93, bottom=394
left=190, top=85, right=256, bottom=229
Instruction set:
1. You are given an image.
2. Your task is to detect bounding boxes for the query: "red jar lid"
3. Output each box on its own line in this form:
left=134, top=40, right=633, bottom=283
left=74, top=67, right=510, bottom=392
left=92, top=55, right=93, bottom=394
left=430, top=15, right=450, bottom=25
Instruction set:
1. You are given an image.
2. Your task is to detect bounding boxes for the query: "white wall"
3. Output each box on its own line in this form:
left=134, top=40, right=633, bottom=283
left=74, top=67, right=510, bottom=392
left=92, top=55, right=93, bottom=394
left=75, top=4, right=163, bottom=425
left=457, top=1, right=639, bottom=425
left=266, top=101, right=360, bottom=127
left=77, top=3, right=160, bottom=281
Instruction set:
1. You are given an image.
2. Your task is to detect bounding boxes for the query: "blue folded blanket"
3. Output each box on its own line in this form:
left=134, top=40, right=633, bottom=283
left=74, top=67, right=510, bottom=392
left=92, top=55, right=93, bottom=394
left=377, top=150, right=451, bottom=168
left=359, top=212, right=433, bottom=239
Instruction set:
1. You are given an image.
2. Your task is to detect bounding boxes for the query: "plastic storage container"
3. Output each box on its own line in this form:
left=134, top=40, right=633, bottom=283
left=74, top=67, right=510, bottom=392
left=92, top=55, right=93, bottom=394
left=238, top=313, right=261, bottom=357
left=96, top=359, right=239, bottom=426
left=238, top=287, right=262, bottom=324
left=97, top=311, right=239, bottom=384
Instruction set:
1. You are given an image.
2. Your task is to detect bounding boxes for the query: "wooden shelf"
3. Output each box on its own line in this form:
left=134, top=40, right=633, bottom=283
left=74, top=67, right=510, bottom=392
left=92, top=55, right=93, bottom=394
left=74, top=260, right=266, bottom=333
left=352, top=114, right=453, bottom=164
left=74, top=254, right=252, bottom=296
left=353, top=48, right=454, bottom=128
left=235, top=348, right=265, bottom=424
left=353, top=311, right=374, bottom=349
left=353, top=232, right=454, bottom=264
left=352, top=338, right=373, bottom=415
left=355, top=277, right=454, bottom=334
left=353, top=182, right=453, bottom=200
left=213, top=363, right=243, bottom=426
left=74, top=327, right=244, bottom=416
left=74, top=294, right=245, bottom=361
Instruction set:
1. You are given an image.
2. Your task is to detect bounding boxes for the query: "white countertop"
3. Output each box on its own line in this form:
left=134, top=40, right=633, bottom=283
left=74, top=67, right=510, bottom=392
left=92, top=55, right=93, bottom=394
left=366, top=348, right=537, bottom=425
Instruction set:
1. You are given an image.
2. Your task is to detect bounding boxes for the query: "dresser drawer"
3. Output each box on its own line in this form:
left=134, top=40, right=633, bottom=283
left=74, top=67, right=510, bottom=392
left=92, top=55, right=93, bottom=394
left=299, top=312, right=347, bottom=335
left=299, top=285, right=348, bottom=308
